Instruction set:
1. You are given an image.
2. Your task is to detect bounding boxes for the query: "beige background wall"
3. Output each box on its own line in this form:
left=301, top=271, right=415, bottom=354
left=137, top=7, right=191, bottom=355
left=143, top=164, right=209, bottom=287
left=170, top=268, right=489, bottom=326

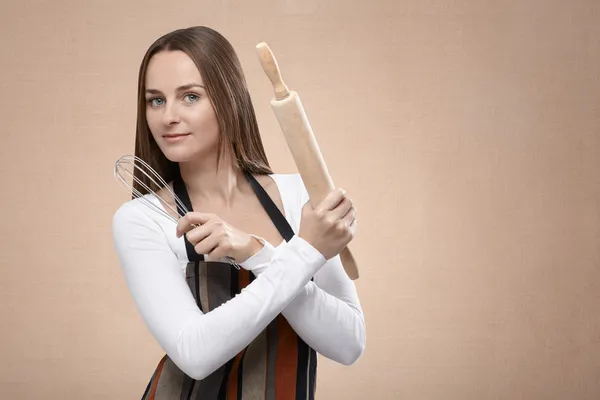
left=1, top=0, right=599, bottom=398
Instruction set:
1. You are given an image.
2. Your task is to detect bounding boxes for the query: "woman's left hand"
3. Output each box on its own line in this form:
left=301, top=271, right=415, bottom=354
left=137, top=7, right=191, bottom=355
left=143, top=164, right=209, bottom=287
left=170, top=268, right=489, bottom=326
left=175, top=212, right=263, bottom=263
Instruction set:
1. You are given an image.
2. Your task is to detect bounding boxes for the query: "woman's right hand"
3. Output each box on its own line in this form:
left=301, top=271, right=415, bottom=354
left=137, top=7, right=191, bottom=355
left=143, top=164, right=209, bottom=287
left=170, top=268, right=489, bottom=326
left=298, top=188, right=357, bottom=260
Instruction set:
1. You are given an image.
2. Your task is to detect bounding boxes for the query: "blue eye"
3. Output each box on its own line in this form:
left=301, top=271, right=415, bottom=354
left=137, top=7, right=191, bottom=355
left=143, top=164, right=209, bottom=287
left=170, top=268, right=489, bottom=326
left=147, top=98, right=164, bottom=107
left=184, top=93, right=200, bottom=103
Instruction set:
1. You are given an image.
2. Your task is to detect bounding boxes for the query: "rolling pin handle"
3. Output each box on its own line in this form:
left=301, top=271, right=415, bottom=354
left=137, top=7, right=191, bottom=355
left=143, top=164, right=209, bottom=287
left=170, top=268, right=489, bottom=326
left=256, top=42, right=290, bottom=100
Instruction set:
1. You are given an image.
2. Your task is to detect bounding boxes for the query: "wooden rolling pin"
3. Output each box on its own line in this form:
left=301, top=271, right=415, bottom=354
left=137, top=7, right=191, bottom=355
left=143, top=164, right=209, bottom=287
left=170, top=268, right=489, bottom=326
left=256, top=42, right=360, bottom=280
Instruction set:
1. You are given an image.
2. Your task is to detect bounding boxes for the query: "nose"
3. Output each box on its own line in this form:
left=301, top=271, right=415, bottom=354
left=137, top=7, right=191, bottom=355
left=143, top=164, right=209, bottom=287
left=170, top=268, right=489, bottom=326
left=162, top=102, right=180, bottom=126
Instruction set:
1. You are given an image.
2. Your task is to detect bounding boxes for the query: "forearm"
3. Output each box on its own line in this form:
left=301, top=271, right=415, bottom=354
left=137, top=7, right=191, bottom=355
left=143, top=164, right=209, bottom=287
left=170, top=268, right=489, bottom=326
left=242, top=239, right=366, bottom=365
left=280, top=281, right=366, bottom=364
left=113, top=205, right=327, bottom=381
left=172, top=236, right=327, bottom=379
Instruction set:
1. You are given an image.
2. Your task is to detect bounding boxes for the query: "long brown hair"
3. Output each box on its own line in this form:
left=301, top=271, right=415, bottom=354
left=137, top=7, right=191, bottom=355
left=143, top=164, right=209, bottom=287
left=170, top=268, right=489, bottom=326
left=132, top=26, right=272, bottom=196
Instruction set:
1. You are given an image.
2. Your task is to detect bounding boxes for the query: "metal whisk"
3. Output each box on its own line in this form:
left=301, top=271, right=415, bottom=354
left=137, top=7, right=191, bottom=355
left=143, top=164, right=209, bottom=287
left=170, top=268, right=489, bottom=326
left=113, top=154, right=240, bottom=269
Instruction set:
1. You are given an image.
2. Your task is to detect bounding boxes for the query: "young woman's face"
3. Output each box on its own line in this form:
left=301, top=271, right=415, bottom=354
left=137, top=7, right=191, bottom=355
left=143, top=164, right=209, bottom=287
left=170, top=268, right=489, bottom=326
left=144, top=50, right=220, bottom=163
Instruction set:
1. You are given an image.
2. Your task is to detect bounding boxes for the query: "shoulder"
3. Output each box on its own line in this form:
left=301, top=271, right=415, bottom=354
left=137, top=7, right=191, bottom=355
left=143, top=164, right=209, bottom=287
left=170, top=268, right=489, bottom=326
left=251, top=173, right=308, bottom=203
left=267, top=173, right=309, bottom=203
left=111, top=195, right=164, bottom=236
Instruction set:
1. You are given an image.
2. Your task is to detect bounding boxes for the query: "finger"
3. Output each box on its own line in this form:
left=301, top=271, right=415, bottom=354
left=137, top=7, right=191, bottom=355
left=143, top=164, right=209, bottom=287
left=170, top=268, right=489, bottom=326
left=315, top=188, right=347, bottom=213
left=207, top=234, right=233, bottom=262
left=341, top=206, right=357, bottom=227
left=176, top=212, right=214, bottom=238
left=329, top=196, right=353, bottom=221
left=348, top=217, right=358, bottom=236
left=194, top=231, right=221, bottom=256
left=207, top=243, right=229, bottom=262
left=185, top=222, right=213, bottom=245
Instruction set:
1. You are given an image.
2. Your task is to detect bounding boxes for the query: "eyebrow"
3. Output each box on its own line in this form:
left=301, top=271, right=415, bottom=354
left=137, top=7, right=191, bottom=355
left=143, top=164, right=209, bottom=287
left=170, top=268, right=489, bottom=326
left=145, top=83, right=205, bottom=95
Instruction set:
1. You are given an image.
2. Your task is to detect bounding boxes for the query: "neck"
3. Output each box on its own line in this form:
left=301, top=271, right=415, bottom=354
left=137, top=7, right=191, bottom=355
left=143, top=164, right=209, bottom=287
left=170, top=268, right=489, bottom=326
left=177, top=150, right=247, bottom=208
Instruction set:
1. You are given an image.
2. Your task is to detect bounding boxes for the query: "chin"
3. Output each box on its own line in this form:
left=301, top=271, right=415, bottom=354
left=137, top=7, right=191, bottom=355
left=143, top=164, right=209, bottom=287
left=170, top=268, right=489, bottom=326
left=160, top=143, right=218, bottom=164
left=161, top=148, right=197, bottom=163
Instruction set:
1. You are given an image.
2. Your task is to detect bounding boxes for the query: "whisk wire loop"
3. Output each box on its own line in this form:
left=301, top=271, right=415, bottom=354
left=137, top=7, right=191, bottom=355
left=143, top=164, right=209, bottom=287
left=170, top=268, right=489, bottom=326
left=114, top=155, right=241, bottom=269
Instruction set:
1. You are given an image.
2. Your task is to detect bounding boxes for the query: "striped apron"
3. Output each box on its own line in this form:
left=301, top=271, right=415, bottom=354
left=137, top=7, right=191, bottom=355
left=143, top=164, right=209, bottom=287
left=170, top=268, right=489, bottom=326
left=141, top=170, right=317, bottom=400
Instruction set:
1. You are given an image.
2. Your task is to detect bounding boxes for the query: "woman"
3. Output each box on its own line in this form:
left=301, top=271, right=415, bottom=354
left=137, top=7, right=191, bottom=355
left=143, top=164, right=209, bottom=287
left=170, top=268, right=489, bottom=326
left=112, top=26, right=366, bottom=400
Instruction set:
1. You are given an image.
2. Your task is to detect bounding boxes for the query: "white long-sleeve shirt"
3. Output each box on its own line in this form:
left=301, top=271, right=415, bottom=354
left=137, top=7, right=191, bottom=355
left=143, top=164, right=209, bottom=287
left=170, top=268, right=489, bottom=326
left=111, top=173, right=366, bottom=380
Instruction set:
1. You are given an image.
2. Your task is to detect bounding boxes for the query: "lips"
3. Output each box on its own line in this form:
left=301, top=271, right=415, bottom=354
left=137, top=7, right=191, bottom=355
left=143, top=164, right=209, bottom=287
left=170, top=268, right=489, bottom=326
left=163, top=133, right=190, bottom=138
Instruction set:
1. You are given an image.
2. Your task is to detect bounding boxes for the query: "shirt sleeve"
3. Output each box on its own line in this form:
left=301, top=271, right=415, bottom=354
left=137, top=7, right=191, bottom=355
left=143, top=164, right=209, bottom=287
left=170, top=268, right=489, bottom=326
left=241, top=239, right=366, bottom=365
left=111, top=202, right=327, bottom=381
left=239, top=176, right=366, bottom=365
